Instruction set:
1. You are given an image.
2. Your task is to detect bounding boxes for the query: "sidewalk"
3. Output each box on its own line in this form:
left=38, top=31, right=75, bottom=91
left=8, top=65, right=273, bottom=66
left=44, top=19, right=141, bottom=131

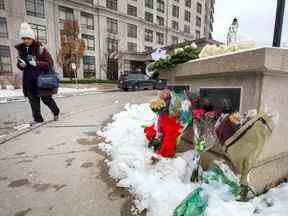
left=0, top=91, right=156, bottom=216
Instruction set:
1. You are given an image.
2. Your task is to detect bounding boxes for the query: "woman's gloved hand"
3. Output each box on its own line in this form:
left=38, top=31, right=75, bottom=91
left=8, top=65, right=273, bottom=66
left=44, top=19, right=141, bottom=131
left=17, top=57, right=27, bottom=68
left=28, top=57, right=37, bottom=67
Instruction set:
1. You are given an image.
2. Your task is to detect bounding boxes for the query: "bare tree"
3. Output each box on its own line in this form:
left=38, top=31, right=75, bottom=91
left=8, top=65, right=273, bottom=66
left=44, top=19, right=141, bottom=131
left=58, top=20, right=86, bottom=81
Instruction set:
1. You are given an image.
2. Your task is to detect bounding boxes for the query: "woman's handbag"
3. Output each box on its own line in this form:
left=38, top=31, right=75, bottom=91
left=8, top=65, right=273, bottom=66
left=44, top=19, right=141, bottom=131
left=37, top=65, right=59, bottom=90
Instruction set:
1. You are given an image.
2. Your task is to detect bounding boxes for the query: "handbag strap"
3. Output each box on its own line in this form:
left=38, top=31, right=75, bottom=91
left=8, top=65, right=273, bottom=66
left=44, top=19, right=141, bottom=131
left=47, top=64, right=57, bottom=75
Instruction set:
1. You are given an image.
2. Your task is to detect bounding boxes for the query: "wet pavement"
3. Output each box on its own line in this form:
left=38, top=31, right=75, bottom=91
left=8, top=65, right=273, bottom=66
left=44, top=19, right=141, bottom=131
left=0, top=91, right=156, bottom=216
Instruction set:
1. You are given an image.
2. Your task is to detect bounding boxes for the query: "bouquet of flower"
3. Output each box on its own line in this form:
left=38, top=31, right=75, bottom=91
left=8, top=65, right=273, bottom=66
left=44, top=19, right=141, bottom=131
left=150, top=99, right=166, bottom=114
left=144, top=125, right=162, bottom=151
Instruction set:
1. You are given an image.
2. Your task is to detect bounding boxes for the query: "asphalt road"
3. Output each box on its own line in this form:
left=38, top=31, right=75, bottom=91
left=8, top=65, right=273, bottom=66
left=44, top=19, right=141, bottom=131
left=0, top=90, right=157, bottom=216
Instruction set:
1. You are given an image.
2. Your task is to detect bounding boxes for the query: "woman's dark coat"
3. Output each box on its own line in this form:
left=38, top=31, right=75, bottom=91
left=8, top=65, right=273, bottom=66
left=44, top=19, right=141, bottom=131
left=15, top=41, right=54, bottom=97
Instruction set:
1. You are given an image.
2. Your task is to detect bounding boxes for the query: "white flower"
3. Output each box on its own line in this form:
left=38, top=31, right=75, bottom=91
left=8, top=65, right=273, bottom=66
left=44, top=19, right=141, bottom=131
left=181, top=100, right=191, bottom=112
left=174, top=47, right=184, bottom=54
left=199, top=45, right=218, bottom=58
left=199, top=42, right=256, bottom=58
left=190, top=42, right=198, bottom=48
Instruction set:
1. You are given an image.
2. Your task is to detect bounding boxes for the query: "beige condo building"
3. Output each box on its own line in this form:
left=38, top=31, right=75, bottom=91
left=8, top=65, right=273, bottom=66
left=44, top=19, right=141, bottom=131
left=0, top=0, right=215, bottom=80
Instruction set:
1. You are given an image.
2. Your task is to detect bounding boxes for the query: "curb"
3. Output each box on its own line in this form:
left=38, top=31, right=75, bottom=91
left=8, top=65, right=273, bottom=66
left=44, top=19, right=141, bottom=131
left=0, top=121, right=52, bottom=145
left=0, top=88, right=119, bottom=104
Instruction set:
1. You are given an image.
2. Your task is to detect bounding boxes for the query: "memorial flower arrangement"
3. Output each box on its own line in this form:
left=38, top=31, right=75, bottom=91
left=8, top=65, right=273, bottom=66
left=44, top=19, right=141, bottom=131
left=144, top=89, right=267, bottom=171
left=144, top=90, right=220, bottom=158
left=144, top=90, right=182, bottom=157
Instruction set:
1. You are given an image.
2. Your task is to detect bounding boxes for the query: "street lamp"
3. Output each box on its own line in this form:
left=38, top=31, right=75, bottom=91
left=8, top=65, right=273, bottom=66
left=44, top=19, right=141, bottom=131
left=273, top=0, right=286, bottom=47
left=227, top=18, right=239, bottom=45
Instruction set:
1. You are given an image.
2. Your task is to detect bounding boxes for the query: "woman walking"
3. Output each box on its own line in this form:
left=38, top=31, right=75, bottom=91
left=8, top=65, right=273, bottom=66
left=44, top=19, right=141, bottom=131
left=15, top=22, right=60, bottom=125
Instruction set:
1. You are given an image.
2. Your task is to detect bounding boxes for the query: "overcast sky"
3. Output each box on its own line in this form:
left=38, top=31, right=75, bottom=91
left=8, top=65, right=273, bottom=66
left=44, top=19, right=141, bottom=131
left=213, top=0, right=288, bottom=47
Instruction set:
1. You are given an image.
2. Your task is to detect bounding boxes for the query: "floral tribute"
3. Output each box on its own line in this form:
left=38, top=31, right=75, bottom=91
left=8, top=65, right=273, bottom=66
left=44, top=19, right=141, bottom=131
left=144, top=89, right=259, bottom=161
left=149, top=99, right=166, bottom=114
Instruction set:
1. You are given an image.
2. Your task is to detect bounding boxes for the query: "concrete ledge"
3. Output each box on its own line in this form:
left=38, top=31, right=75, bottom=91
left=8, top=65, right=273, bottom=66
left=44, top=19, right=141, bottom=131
left=160, top=47, right=288, bottom=80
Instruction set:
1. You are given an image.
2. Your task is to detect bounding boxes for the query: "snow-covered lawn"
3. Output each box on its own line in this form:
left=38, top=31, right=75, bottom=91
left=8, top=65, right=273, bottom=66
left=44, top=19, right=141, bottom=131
left=0, top=87, right=99, bottom=103
left=98, top=103, right=288, bottom=216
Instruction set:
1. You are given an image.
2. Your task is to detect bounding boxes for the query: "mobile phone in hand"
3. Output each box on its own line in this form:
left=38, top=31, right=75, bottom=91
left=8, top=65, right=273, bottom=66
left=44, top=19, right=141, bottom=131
left=17, top=57, right=26, bottom=64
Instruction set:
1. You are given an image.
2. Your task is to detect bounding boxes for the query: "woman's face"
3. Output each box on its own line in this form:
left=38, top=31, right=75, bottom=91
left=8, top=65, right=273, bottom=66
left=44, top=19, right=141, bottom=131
left=22, top=37, right=33, bottom=46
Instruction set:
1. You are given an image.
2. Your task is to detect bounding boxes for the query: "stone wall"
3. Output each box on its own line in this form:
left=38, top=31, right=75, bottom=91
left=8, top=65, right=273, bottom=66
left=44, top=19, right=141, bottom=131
left=160, top=47, right=288, bottom=193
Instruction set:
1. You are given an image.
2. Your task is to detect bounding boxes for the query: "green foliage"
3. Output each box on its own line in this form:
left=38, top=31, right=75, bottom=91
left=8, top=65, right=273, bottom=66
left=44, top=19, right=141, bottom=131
left=149, top=47, right=202, bottom=72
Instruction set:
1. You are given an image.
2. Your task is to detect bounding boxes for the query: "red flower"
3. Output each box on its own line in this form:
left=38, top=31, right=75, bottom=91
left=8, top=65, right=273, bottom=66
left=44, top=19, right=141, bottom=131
left=156, top=114, right=182, bottom=157
left=205, top=111, right=217, bottom=119
left=192, top=109, right=205, bottom=121
left=144, top=125, right=156, bottom=141
left=190, top=99, right=198, bottom=107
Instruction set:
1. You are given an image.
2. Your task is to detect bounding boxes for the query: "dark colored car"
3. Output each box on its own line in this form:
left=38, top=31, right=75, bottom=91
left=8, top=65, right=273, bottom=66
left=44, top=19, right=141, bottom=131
left=118, top=73, right=167, bottom=91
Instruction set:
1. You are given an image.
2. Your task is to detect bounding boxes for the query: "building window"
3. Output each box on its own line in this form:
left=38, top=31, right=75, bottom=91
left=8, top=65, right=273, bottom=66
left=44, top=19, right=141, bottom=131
left=145, top=46, right=153, bottom=51
left=157, top=0, right=164, bottom=13
left=172, top=5, right=179, bottom=18
left=145, top=0, right=153, bottom=9
left=156, top=32, right=164, bottom=45
left=171, top=36, right=178, bottom=44
left=171, top=20, right=179, bottom=31
left=59, top=6, right=74, bottom=21
left=196, top=30, right=201, bottom=39
left=185, top=0, right=191, bottom=8
left=25, top=0, right=45, bottom=18
left=127, top=24, right=137, bottom=38
left=0, top=0, right=4, bottom=9
left=0, top=45, right=12, bottom=74
left=127, top=42, right=137, bottom=52
left=0, top=17, right=8, bottom=38
left=184, top=24, right=190, bottom=33
left=196, top=16, right=201, bottom=27
left=106, top=0, right=117, bottom=10
left=127, top=4, right=137, bottom=17
left=157, top=16, right=164, bottom=26
left=107, top=18, right=118, bottom=34
left=185, top=11, right=191, bottom=22
left=82, top=34, right=95, bottom=51
left=81, top=12, right=94, bottom=30
left=197, top=2, right=202, bottom=14
left=107, top=38, right=118, bottom=53
left=83, top=56, right=95, bottom=78
left=144, top=29, right=153, bottom=42
left=83, top=0, right=94, bottom=4
left=145, top=12, right=153, bottom=23
left=30, top=23, right=47, bottom=43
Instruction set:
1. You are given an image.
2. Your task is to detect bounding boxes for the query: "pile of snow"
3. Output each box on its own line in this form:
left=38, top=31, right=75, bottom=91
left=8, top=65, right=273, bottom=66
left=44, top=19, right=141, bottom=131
left=99, top=103, right=288, bottom=216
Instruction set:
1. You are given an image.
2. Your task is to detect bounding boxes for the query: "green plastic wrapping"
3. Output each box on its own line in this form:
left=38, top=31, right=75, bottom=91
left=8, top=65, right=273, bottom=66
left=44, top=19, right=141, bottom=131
left=203, top=164, right=241, bottom=196
left=173, top=187, right=208, bottom=216
left=174, top=164, right=241, bottom=216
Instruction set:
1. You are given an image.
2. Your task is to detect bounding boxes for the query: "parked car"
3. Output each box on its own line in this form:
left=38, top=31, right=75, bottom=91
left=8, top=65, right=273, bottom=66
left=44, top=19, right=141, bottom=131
left=118, top=73, right=167, bottom=91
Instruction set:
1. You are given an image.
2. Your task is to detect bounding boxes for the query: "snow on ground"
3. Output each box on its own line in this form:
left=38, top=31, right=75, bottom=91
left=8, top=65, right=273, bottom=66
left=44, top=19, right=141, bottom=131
left=0, top=88, right=99, bottom=103
left=98, top=103, right=288, bottom=216
left=13, top=123, right=30, bottom=131
left=0, top=89, right=23, bottom=98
